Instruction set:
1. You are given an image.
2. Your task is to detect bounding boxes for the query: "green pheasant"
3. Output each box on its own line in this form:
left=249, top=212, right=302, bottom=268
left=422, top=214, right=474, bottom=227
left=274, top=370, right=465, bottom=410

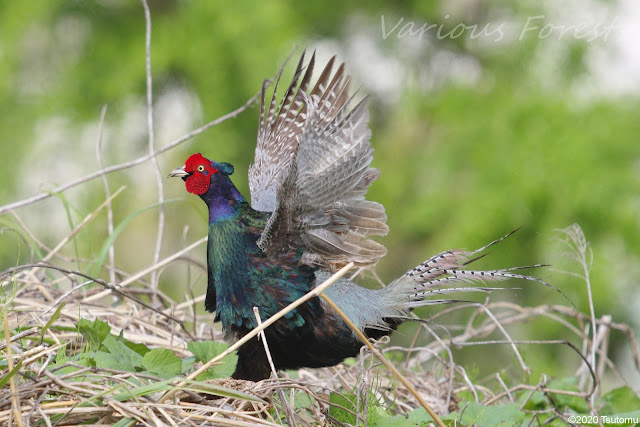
left=170, top=52, right=544, bottom=381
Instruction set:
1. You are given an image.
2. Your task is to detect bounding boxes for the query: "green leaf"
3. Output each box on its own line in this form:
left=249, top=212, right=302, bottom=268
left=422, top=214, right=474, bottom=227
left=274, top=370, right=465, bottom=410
left=77, top=318, right=111, bottom=350
left=599, top=386, right=640, bottom=414
left=456, top=403, right=526, bottom=427
left=329, top=387, right=387, bottom=425
left=187, top=340, right=227, bottom=362
left=112, top=417, right=137, bottom=427
left=124, top=340, right=151, bottom=357
left=181, top=356, right=196, bottom=373
left=521, top=390, right=546, bottom=410
left=94, top=335, right=143, bottom=372
left=329, top=392, right=357, bottom=424
left=49, top=349, right=94, bottom=376
left=547, top=377, right=591, bottom=414
left=374, top=408, right=435, bottom=426
left=293, top=393, right=315, bottom=409
left=187, top=340, right=237, bottom=379
left=112, top=378, right=175, bottom=402
left=141, top=349, right=182, bottom=379
left=94, top=351, right=129, bottom=372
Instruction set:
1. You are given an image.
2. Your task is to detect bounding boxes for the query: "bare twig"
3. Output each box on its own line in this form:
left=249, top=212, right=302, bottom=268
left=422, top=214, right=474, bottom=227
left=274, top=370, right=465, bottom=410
left=2, top=261, right=637, bottom=425
left=82, top=236, right=207, bottom=303
left=95, top=105, right=116, bottom=285
left=477, top=304, right=530, bottom=374
left=318, top=292, right=446, bottom=427
left=0, top=327, right=38, bottom=351
left=141, top=0, right=165, bottom=303
left=253, top=307, right=296, bottom=427
left=252, top=307, right=278, bottom=380
left=42, top=187, right=125, bottom=266
left=1, top=263, right=195, bottom=341
left=20, top=186, right=126, bottom=286
left=3, top=311, right=24, bottom=427
left=0, top=91, right=261, bottom=216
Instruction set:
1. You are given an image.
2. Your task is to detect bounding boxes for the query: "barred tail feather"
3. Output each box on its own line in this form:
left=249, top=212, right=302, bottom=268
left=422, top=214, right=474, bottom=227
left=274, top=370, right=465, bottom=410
left=377, top=230, right=563, bottom=318
left=327, top=231, right=560, bottom=336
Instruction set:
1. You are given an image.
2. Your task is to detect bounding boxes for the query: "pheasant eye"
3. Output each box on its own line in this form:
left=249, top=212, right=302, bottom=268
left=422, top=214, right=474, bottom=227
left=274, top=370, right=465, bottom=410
left=197, top=165, right=205, bottom=172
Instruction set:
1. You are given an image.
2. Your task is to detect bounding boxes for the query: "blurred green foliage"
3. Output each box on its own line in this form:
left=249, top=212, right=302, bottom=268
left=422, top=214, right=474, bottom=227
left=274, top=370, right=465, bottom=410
left=1, top=1, right=638, bottom=382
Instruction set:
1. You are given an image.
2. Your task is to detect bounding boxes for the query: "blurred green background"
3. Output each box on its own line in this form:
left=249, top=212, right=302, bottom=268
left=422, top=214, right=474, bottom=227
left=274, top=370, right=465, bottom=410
left=1, top=1, right=638, bottom=388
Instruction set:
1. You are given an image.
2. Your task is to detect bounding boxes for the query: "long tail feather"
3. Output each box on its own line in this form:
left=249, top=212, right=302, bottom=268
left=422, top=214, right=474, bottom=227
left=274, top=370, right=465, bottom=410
left=326, top=231, right=567, bottom=332
left=381, top=230, right=573, bottom=314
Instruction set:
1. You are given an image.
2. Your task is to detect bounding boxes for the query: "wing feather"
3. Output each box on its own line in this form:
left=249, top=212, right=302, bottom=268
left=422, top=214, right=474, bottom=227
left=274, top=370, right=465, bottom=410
left=250, top=52, right=313, bottom=212
left=252, top=53, right=388, bottom=270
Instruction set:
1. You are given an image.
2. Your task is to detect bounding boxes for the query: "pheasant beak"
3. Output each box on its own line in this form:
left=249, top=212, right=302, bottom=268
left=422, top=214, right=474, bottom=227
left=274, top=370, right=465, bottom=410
left=168, top=166, right=189, bottom=178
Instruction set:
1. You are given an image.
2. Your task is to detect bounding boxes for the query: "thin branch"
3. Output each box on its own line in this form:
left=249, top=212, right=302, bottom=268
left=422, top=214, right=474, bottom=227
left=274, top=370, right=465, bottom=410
left=478, top=304, right=530, bottom=374
left=252, top=307, right=296, bottom=427
left=95, top=105, right=116, bottom=285
left=1, top=263, right=195, bottom=341
left=0, top=90, right=262, bottom=216
left=81, top=236, right=207, bottom=303
left=3, top=311, right=25, bottom=427
left=0, top=327, right=39, bottom=351
left=454, top=338, right=597, bottom=398
left=252, top=307, right=279, bottom=379
left=25, top=186, right=126, bottom=282
left=141, top=0, right=164, bottom=303
left=318, top=292, right=446, bottom=427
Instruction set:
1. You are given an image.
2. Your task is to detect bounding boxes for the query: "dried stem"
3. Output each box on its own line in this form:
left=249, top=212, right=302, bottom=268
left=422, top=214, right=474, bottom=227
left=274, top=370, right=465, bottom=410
left=94, top=104, right=116, bottom=285
left=0, top=89, right=261, bottom=216
left=252, top=307, right=296, bottom=427
left=3, top=311, right=24, bottom=427
left=318, top=292, right=446, bottom=427
left=82, top=236, right=207, bottom=303
left=141, top=0, right=165, bottom=303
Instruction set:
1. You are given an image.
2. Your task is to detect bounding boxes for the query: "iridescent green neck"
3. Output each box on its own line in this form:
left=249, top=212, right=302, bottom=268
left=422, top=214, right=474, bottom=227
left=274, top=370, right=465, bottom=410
left=207, top=214, right=260, bottom=330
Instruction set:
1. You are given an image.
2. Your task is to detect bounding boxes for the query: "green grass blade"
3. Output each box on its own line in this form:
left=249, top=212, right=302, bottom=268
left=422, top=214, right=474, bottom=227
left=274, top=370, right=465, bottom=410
left=111, top=378, right=175, bottom=401
left=112, top=418, right=137, bottom=427
left=40, top=302, right=66, bottom=342
left=0, top=360, right=23, bottom=387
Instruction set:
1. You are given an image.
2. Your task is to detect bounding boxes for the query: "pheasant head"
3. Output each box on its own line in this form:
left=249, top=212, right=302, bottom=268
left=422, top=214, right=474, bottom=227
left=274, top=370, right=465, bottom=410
left=170, top=153, right=244, bottom=221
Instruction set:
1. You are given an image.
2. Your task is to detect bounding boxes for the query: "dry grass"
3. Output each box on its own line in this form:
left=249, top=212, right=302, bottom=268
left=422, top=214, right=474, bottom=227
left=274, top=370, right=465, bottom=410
left=0, top=259, right=448, bottom=426
left=1, top=242, right=638, bottom=426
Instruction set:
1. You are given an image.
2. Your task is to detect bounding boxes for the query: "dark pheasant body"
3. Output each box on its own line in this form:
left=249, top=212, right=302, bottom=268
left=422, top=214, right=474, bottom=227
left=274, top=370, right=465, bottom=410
left=170, top=52, right=545, bottom=381
left=197, top=171, right=396, bottom=380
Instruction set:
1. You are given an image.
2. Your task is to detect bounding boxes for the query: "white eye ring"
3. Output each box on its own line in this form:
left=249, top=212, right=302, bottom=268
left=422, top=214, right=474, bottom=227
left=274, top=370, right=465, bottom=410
left=197, top=165, right=205, bottom=172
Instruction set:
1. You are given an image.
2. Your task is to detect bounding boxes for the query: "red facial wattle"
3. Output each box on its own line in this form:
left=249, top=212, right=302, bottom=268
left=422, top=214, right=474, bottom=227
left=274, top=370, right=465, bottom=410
left=183, top=153, right=219, bottom=195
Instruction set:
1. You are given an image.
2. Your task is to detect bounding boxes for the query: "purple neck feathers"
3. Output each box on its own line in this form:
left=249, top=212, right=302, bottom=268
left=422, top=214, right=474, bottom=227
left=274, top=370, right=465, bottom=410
left=200, top=173, right=246, bottom=222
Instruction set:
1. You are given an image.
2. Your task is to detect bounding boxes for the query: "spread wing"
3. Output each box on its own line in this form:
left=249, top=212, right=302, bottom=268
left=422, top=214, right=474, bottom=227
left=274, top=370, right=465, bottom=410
left=249, top=52, right=316, bottom=212
left=250, top=52, right=389, bottom=270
